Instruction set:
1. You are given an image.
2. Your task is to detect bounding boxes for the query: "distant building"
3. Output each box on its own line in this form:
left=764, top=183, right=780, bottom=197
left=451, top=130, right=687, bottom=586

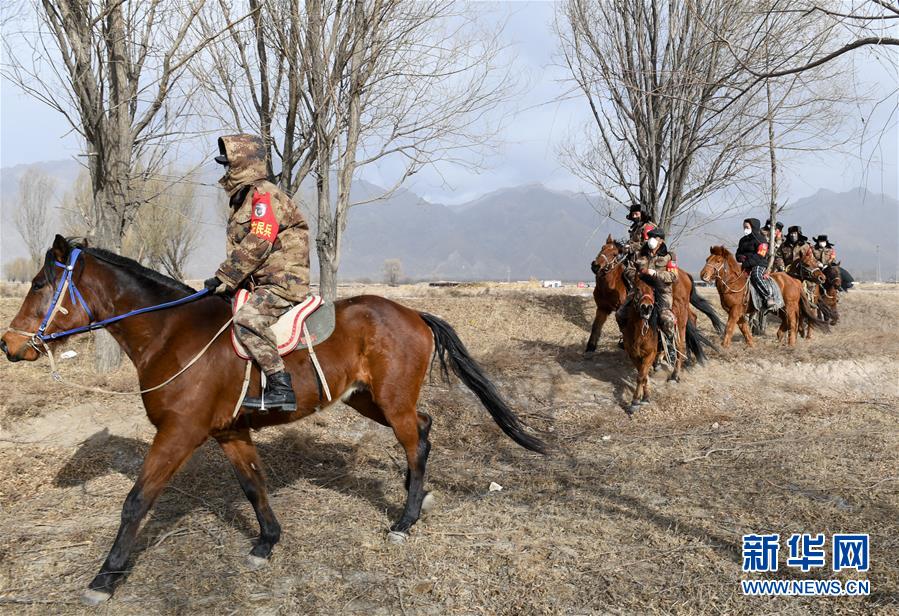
left=542, top=280, right=563, bottom=288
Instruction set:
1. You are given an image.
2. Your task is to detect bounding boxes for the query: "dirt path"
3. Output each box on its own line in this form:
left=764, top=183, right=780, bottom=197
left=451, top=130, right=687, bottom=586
left=0, top=285, right=896, bottom=614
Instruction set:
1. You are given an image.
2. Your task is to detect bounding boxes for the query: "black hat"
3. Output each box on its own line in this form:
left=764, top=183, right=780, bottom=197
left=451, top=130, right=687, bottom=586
left=813, top=234, right=833, bottom=246
left=629, top=203, right=642, bottom=214
left=646, top=227, right=665, bottom=240
left=214, top=137, right=229, bottom=165
left=787, top=225, right=807, bottom=242
left=764, top=219, right=783, bottom=231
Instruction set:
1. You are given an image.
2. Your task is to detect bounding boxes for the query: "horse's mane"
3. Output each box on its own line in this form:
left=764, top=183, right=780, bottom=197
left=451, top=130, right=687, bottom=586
left=64, top=238, right=195, bottom=295
left=709, top=245, right=739, bottom=269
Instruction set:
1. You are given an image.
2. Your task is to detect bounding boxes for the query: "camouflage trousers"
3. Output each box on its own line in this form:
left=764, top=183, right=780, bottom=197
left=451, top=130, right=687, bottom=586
left=234, top=286, right=295, bottom=376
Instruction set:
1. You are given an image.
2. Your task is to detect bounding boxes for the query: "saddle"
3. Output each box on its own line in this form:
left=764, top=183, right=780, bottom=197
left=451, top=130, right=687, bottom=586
left=230, top=290, right=336, bottom=360
left=748, top=276, right=784, bottom=312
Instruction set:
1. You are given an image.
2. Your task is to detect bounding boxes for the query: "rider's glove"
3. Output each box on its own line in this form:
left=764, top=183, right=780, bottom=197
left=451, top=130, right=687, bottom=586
left=204, top=276, right=226, bottom=294
left=646, top=268, right=657, bottom=277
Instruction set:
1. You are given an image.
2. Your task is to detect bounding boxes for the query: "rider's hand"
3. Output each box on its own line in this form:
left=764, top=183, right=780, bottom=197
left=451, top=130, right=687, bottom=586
left=204, top=276, right=226, bottom=294
left=646, top=268, right=657, bottom=277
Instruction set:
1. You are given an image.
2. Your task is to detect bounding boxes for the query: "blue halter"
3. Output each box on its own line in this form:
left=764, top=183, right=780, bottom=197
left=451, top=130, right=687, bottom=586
left=34, top=248, right=210, bottom=343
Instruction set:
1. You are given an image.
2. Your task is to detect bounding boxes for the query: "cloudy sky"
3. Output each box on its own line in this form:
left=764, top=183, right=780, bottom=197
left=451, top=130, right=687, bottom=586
left=2, top=1, right=897, bottom=206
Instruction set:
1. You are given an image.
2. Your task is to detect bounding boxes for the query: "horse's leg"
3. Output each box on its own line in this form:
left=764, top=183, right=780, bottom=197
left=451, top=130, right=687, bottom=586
left=585, top=307, right=609, bottom=353
left=350, top=387, right=432, bottom=541
left=722, top=305, right=739, bottom=348
left=668, top=319, right=687, bottom=382
left=639, top=354, right=652, bottom=404
left=737, top=313, right=754, bottom=347
left=84, top=426, right=206, bottom=604
left=215, top=430, right=281, bottom=569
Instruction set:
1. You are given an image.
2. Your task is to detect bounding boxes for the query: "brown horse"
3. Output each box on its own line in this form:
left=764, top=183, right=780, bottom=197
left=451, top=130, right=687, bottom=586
left=700, top=246, right=827, bottom=347
left=1, top=236, right=545, bottom=605
left=586, top=236, right=723, bottom=355
left=821, top=265, right=843, bottom=325
left=618, top=273, right=711, bottom=414
left=790, top=245, right=829, bottom=339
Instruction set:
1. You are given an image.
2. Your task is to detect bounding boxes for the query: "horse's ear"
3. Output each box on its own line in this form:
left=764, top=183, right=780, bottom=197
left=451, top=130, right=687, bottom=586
left=50, top=234, right=70, bottom=262
left=606, top=233, right=613, bottom=243
left=709, top=246, right=715, bottom=255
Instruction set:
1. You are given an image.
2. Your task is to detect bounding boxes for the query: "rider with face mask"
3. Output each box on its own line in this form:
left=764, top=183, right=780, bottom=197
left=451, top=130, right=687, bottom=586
left=763, top=219, right=784, bottom=270
left=623, top=203, right=657, bottom=256
left=775, top=225, right=809, bottom=276
left=619, top=227, right=678, bottom=337
left=811, top=235, right=837, bottom=268
left=735, top=218, right=775, bottom=309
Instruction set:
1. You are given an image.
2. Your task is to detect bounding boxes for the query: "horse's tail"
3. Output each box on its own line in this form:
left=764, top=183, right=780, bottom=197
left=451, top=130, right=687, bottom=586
left=800, top=295, right=831, bottom=334
left=419, top=312, right=546, bottom=454
left=687, top=273, right=724, bottom=334
left=685, top=319, right=714, bottom=364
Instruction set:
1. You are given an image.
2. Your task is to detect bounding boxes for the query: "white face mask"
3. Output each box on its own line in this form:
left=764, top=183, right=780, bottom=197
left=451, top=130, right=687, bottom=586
left=648, top=238, right=660, bottom=250
left=819, top=241, right=826, bottom=247
left=790, top=233, right=798, bottom=241
left=743, top=228, right=752, bottom=236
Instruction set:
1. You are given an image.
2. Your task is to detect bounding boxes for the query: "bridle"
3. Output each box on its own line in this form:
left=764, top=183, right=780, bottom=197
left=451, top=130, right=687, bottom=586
left=7, top=248, right=209, bottom=354
left=704, top=258, right=748, bottom=294
left=594, top=249, right=626, bottom=275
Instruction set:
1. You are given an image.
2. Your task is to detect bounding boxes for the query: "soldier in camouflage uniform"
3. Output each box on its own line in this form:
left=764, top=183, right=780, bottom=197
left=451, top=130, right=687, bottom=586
left=811, top=235, right=837, bottom=268
left=762, top=219, right=784, bottom=270
left=204, top=134, right=311, bottom=412
left=773, top=225, right=809, bottom=276
left=618, top=227, right=678, bottom=337
left=623, top=203, right=658, bottom=256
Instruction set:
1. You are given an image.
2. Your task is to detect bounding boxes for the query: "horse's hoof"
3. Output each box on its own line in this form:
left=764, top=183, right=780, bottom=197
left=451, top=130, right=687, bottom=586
left=81, top=589, right=111, bottom=606
left=421, top=493, right=437, bottom=514
left=387, top=530, right=409, bottom=544
left=667, top=374, right=680, bottom=383
left=626, top=404, right=640, bottom=415
left=245, top=554, right=269, bottom=571
left=639, top=398, right=650, bottom=405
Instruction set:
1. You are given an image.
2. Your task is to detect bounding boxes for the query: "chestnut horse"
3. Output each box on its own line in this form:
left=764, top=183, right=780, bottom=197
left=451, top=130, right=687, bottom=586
left=820, top=265, right=843, bottom=325
left=789, top=245, right=830, bottom=339
left=618, top=273, right=711, bottom=414
left=586, top=236, right=722, bottom=355
left=699, top=246, right=827, bottom=347
left=1, top=236, right=545, bottom=605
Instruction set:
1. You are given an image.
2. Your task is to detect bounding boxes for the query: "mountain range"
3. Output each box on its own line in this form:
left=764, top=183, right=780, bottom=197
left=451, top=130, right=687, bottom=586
left=2, top=160, right=896, bottom=281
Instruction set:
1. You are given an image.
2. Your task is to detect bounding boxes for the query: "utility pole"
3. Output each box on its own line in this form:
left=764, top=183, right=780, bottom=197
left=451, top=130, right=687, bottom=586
left=876, top=244, right=881, bottom=282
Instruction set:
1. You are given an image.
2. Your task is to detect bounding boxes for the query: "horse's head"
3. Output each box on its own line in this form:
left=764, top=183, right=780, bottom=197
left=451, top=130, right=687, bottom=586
left=634, top=275, right=655, bottom=321
left=1, top=235, right=95, bottom=362
left=700, top=246, right=728, bottom=283
left=799, top=246, right=826, bottom=284
left=591, top=234, right=624, bottom=275
left=824, top=264, right=842, bottom=290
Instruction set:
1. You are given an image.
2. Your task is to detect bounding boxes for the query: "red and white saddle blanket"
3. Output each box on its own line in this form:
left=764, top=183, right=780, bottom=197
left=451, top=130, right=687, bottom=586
left=231, top=290, right=324, bottom=360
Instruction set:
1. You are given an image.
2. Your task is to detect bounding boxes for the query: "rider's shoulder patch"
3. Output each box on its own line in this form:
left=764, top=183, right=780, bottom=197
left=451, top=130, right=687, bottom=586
left=666, top=259, right=678, bottom=271
left=250, top=191, right=279, bottom=243
left=757, top=242, right=768, bottom=257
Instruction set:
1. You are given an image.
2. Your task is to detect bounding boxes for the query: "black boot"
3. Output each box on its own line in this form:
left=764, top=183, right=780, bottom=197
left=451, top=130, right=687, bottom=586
left=243, top=371, right=297, bottom=413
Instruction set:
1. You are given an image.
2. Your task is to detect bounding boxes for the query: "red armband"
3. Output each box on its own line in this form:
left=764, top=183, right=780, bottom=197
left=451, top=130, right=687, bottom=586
left=642, top=224, right=656, bottom=241
left=250, top=192, right=279, bottom=243
left=757, top=243, right=768, bottom=257
left=666, top=260, right=678, bottom=271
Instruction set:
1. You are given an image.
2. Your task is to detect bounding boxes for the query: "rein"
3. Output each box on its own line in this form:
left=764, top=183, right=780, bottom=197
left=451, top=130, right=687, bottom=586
left=596, top=251, right=626, bottom=274
left=8, top=248, right=228, bottom=395
left=707, top=260, right=749, bottom=294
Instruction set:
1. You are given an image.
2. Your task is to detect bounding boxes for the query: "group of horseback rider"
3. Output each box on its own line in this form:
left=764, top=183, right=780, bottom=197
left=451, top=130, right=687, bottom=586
left=615, top=202, right=839, bottom=329
left=737, top=217, right=838, bottom=309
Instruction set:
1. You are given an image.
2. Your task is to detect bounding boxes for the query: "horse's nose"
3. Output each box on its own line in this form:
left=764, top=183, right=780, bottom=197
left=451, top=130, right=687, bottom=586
left=0, top=338, right=9, bottom=359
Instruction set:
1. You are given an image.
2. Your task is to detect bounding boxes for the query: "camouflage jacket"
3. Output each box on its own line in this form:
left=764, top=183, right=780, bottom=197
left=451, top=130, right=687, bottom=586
left=812, top=245, right=837, bottom=267
left=774, top=241, right=808, bottom=274
left=215, top=180, right=310, bottom=302
left=625, top=246, right=679, bottom=287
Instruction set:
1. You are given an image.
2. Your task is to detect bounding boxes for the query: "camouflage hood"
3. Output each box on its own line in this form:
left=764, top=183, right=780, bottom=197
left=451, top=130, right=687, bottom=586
left=218, top=134, right=268, bottom=196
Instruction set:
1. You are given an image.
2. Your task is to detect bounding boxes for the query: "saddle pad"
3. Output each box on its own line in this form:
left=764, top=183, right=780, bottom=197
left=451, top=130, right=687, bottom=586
left=749, top=276, right=784, bottom=312
left=231, top=291, right=335, bottom=360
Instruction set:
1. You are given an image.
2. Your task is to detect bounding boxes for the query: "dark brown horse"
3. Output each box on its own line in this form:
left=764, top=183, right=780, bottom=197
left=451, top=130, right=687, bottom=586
left=821, top=265, right=843, bottom=324
left=586, top=236, right=722, bottom=354
left=1, top=236, right=545, bottom=605
left=790, top=245, right=829, bottom=339
left=618, top=273, right=711, bottom=414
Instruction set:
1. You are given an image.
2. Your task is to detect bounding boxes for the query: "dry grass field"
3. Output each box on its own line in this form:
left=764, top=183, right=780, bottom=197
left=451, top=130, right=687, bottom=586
left=0, top=281, right=896, bottom=614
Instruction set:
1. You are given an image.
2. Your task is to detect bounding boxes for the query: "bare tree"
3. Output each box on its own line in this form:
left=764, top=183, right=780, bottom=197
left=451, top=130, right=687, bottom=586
left=382, top=259, right=403, bottom=286
left=13, top=168, right=56, bottom=268
left=3, top=257, right=36, bottom=282
left=196, top=0, right=511, bottom=299
left=2, top=0, right=238, bottom=370
left=556, top=0, right=848, bottom=233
